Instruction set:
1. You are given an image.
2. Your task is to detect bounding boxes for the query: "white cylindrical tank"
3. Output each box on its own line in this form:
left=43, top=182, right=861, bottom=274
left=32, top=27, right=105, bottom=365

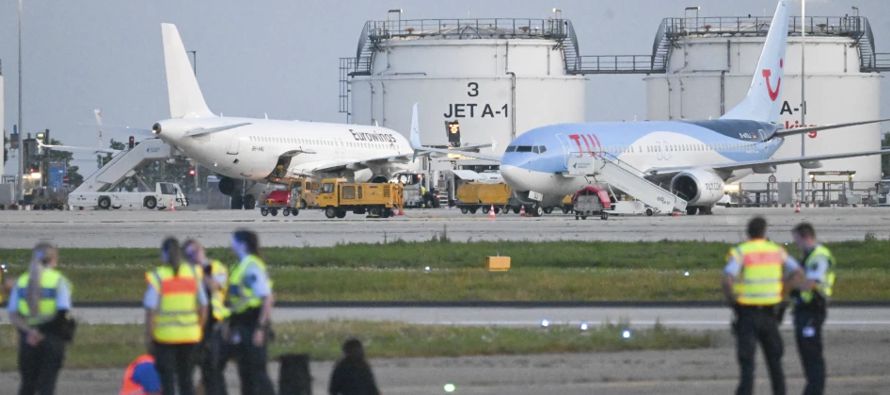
left=348, top=19, right=586, bottom=157
left=646, top=23, right=883, bottom=184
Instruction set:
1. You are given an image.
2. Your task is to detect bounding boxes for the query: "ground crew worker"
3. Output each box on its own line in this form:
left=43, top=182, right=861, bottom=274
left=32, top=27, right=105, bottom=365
left=183, top=239, right=231, bottom=395
left=7, top=242, right=73, bottom=395
left=227, top=229, right=276, bottom=395
left=120, top=354, right=161, bottom=395
left=722, top=217, right=802, bottom=395
left=791, top=222, right=835, bottom=395
left=329, top=338, right=381, bottom=395
left=143, top=237, right=208, bottom=395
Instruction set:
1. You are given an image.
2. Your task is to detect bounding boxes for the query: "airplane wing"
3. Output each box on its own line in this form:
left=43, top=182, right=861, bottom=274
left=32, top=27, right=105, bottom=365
left=290, top=153, right=414, bottom=175
left=37, top=141, right=121, bottom=155
left=769, top=118, right=890, bottom=139
left=647, top=149, right=890, bottom=177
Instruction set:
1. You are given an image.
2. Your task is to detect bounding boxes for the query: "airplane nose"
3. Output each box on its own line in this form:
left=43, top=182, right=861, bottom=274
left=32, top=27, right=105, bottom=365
left=501, top=164, right=532, bottom=191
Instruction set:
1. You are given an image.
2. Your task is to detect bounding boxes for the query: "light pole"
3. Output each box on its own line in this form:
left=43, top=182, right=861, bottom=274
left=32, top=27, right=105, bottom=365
left=799, top=0, right=807, bottom=205
left=16, top=0, right=24, bottom=205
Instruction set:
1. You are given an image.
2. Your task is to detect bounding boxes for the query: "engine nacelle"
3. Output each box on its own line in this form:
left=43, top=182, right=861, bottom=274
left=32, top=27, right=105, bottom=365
left=671, top=169, right=725, bottom=206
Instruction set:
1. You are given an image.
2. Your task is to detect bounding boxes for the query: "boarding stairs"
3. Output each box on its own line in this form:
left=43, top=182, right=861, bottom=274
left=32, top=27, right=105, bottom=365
left=565, top=154, right=686, bottom=214
left=71, top=138, right=173, bottom=194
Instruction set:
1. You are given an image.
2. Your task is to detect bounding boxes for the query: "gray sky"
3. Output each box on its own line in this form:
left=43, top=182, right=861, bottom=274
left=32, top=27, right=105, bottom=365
left=1, top=0, right=888, bottom=172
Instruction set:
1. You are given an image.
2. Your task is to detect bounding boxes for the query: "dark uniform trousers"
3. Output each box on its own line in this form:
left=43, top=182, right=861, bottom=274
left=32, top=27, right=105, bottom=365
left=794, top=304, right=826, bottom=395
left=153, top=342, right=199, bottom=395
left=230, top=312, right=275, bottom=395
left=734, top=306, right=785, bottom=395
left=18, top=333, right=66, bottom=395
left=200, top=322, right=229, bottom=395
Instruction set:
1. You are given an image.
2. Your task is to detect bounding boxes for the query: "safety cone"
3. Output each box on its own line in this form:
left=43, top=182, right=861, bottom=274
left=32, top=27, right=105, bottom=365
left=398, top=206, right=405, bottom=216
left=672, top=210, right=680, bottom=217
left=169, top=202, right=176, bottom=212
left=488, top=205, right=496, bottom=220
left=519, top=205, right=526, bottom=217
left=794, top=201, right=801, bottom=214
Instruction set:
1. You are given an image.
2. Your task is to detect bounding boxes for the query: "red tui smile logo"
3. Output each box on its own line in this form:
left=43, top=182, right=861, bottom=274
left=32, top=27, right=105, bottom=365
left=762, top=58, right=783, bottom=102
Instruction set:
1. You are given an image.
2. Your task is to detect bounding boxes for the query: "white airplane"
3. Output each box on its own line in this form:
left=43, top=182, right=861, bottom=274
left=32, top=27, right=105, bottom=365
left=491, top=0, right=890, bottom=214
left=151, top=23, right=431, bottom=207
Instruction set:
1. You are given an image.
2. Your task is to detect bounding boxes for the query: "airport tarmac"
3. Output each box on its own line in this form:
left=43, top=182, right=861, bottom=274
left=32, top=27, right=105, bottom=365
left=1, top=206, right=889, bottom=248
left=2, top=330, right=886, bottom=394
left=73, top=306, right=890, bottom=330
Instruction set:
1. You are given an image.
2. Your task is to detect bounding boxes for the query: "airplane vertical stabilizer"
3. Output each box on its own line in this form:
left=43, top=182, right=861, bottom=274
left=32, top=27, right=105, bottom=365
left=161, top=23, right=213, bottom=119
left=720, top=0, right=789, bottom=123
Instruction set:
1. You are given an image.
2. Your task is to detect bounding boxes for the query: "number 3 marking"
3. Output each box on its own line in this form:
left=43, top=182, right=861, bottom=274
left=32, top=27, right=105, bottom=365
left=467, top=82, right=479, bottom=97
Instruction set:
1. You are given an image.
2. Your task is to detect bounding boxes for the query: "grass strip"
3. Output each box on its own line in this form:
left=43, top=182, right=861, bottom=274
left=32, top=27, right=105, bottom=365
left=0, top=320, right=714, bottom=371
left=1, top=240, right=887, bottom=302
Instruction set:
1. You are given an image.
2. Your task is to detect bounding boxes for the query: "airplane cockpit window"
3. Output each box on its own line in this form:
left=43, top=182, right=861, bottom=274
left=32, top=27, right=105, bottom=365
left=532, top=146, right=547, bottom=154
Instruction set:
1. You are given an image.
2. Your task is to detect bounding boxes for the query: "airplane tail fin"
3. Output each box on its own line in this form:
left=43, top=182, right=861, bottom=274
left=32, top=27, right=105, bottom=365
left=161, top=23, right=213, bottom=119
left=720, top=0, right=789, bottom=123
left=409, top=103, right=424, bottom=152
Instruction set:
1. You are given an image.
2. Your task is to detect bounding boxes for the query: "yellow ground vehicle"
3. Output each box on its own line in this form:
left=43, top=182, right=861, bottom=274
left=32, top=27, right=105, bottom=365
left=455, top=182, right=572, bottom=215
left=456, top=182, right=513, bottom=214
left=292, top=178, right=320, bottom=209
left=316, top=178, right=404, bottom=219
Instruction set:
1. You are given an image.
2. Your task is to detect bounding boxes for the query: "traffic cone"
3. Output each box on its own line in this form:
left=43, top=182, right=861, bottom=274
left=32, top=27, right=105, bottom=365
left=519, top=205, right=526, bottom=217
left=794, top=201, right=800, bottom=214
left=488, top=205, right=496, bottom=220
left=169, top=201, right=176, bottom=212
left=672, top=210, right=680, bottom=217
left=398, top=206, right=405, bottom=216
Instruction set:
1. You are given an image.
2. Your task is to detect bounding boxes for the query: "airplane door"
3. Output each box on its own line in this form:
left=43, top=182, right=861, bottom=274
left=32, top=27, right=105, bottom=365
left=226, top=136, right=240, bottom=155
left=556, top=134, right=573, bottom=167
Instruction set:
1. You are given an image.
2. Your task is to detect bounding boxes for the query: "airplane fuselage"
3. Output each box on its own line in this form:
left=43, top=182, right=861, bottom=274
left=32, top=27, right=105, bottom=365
left=501, top=120, right=784, bottom=200
left=154, top=116, right=414, bottom=181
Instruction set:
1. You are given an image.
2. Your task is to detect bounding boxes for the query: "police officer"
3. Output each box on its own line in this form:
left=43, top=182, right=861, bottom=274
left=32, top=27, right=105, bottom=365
left=183, top=239, right=231, bottom=395
left=144, top=238, right=208, bottom=395
left=723, top=217, right=802, bottom=395
left=791, top=222, right=834, bottom=395
left=7, top=242, right=73, bottom=395
left=227, top=229, right=275, bottom=395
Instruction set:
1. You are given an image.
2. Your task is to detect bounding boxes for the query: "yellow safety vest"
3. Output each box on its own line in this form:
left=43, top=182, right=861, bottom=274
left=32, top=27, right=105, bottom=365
left=728, top=239, right=786, bottom=306
left=207, top=260, right=231, bottom=321
left=800, top=244, right=836, bottom=303
left=227, top=254, right=270, bottom=315
left=146, top=264, right=202, bottom=344
left=16, top=269, right=70, bottom=326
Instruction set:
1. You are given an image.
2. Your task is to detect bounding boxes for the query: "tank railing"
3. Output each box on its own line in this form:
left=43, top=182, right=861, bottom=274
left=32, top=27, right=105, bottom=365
left=665, top=16, right=870, bottom=38
left=575, top=55, right=656, bottom=74
left=872, top=53, right=890, bottom=72
left=365, top=18, right=569, bottom=41
left=563, top=20, right=582, bottom=72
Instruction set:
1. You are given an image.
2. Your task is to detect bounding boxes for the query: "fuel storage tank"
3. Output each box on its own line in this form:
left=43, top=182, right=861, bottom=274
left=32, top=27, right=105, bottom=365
left=341, top=14, right=586, bottom=158
left=645, top=16, right=884, bottom=183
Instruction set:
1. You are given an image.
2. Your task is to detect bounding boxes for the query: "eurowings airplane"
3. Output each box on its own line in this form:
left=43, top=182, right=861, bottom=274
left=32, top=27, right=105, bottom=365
left=494, top=0, right=889, bottom=215
left=150, top=24, right=423, bottom=205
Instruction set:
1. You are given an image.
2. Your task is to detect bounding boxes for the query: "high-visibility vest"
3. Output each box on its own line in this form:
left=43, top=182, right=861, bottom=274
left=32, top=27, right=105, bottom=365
left=207, top=260, right=231, bottom=321
left=728, top=239, right=786, bottom=306
left=227, top=254, right=270, bottom=315
left=146, top=264, right=202, bottom=344
left=800, top=244, right=836, bottom=303
left=119, top=354, right=156, bottom=395
left=16, top=268, right=70, bottom=326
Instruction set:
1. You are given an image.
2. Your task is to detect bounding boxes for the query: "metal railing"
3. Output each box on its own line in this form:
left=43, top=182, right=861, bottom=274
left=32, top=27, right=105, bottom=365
left=575, top=55, right=657, bottom=74
left=338, top=57, right=354, bottom=119
left=364, top=18, right=569, bottom=41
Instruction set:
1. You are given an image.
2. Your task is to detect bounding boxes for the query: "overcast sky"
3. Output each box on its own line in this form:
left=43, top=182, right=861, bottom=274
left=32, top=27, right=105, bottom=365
left=1, top=0, right=888, bottom=173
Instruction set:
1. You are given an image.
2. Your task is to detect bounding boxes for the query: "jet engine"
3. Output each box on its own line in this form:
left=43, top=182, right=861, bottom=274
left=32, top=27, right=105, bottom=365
left=670, top=169, right=725, bottom=206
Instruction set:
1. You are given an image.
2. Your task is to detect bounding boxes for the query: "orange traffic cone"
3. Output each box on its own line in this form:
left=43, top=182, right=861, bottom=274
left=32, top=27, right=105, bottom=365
left=794, top=201, right=801, bottom=214
left=398, top=206, right=405, bottom=216
left=488, top=205, right=496, bottom=220
left=519, top=205, right=526, bottom=217
left=672, top=210, right=680, bottom=217
left=169, top=201, right=176, bottom=212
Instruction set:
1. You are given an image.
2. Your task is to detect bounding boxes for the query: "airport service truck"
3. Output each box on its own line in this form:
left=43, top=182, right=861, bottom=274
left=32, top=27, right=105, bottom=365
left=455, top=182, right=570, bottom=216
left=316, top=178, right=403, bottom=219
left=68, top=182, right=188, bottom=210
